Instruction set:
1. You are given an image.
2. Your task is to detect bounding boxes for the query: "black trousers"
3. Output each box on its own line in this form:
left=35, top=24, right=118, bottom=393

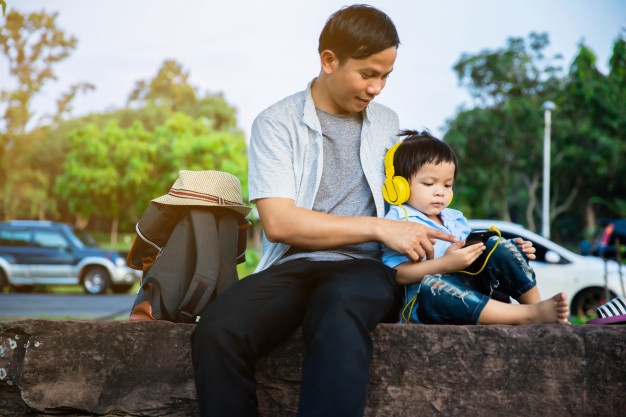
left=191, top=258, right=399, bottom=417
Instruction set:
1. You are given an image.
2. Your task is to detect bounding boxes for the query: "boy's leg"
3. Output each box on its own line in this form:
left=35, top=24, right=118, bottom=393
left=517, top=286, right=541, bottom=304
left=417, top=274, right=490, bottom=324
left=479, top=238, right=538, bottom=302
left=417, top=274, right=569, bottom=325
left=297, top=259, right=397, bottom=417
left=191, top=260, right=312, bottom=417
left=477, top=292, right=570, bottom=324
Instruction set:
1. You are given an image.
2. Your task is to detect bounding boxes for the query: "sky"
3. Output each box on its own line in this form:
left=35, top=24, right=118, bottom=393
left=4, top=0, right=626, bottom=139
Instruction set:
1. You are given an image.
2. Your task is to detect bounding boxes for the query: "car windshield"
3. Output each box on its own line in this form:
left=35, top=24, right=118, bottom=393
left=65, top=228, right=94, bottom=249
left=71, top=228, right=98, bottom=248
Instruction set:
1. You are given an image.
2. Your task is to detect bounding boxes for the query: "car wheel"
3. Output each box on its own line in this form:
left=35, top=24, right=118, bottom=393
left=571, top=287, right=616, bottom=321
left=0, top=269, right=7, bottom=293
left=111, top=283, right=134, bottom=294
left=82, top=266, right=111, bottom=295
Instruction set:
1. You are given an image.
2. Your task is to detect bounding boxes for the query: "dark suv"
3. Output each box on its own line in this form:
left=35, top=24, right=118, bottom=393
left=0, top=220, right=141, bottom=294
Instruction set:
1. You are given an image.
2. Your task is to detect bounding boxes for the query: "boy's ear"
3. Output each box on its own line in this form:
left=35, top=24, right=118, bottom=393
left=320, top=50, right=338, bottom=74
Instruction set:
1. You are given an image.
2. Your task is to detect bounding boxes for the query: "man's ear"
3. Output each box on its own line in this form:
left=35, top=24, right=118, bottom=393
left=320, top=50, right=338, bottom=74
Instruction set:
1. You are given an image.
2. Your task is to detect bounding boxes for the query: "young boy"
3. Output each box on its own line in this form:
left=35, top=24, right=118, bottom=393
left=382, top=130, right=570, bottom=325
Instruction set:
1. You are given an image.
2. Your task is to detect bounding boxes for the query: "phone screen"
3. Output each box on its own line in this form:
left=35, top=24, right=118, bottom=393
left=463, top=229, right=497, bottom=247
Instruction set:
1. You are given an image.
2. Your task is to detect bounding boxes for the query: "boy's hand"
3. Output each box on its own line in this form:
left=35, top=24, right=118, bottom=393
left=513, top=237, right=536, bottom=260
left=441, top=241, right=485, bottom=271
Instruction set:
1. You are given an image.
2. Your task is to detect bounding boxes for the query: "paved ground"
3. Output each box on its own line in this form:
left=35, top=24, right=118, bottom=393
left=0, top=293, right=136, bottom=321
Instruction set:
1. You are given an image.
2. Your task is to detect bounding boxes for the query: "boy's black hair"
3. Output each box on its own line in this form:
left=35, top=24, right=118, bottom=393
left=318, top=4, right=400, bottom=63
left=393, top=130, right=459, bottom=181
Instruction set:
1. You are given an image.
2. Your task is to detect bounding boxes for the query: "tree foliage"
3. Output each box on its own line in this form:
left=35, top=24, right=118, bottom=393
left=54, top=120, right=156, bottom=240
left=127, top=59, right=238, bottom=131
left=0, top=7, right=247, bottom=237
left=0, top=8, right=92, bottom=220
left=0, top=9, right=76, bottom=133
left=48, top=58, right=247, bottom=241
left=53, top=111, right=248, bottom=243
left=554, top=35, right=626, bottom=232
left=445, top=31, right=626, bottom=243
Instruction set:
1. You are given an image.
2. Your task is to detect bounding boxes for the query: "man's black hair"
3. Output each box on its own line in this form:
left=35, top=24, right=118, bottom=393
left=318, top=4, right=400, bottom=62
left=393, top=129, right=459, bottom=181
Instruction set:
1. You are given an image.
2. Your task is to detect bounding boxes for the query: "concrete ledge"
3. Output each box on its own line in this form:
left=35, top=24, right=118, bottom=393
left=0, top=320, right=624, bottom=416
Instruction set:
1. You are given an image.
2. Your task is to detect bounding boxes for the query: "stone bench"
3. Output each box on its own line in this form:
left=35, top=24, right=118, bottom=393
left=1, top=320, right=624, bottom=416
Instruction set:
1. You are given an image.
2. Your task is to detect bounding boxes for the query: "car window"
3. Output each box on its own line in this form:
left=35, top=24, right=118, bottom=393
left=0, top=229, right=31, bottom=247
left=33, top=230, right=70, bottom=250
left=66, top=230, right=86, bottom=249
left=71, top=229, right=94, bottom=248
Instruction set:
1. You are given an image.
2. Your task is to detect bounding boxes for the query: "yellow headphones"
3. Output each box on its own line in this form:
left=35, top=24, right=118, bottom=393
left=382, top=140, right=454, bottom=210
left=382, top=141, right=411, bottom=206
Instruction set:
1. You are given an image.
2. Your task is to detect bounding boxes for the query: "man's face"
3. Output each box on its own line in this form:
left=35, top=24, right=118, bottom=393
left=322, top=46, right=397, bottom=115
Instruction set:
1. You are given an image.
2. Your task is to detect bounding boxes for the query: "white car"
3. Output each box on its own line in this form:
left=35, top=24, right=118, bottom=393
left=467, top=219, right=626, bottom=321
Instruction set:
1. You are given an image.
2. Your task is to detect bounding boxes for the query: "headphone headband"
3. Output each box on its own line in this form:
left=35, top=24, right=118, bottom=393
left=384, top=141, right=402, bottom=179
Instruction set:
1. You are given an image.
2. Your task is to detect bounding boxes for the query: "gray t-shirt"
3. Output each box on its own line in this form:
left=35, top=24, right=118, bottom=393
left=278, top=108, right=380, bottom=264
left=248, top=82, right=399, bottom=271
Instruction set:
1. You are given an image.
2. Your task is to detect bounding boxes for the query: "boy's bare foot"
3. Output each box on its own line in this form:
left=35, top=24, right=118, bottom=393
left=528, top=292, right=569, bottom=324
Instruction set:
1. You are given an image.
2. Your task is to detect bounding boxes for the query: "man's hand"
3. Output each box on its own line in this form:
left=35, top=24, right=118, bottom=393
left=379, top=219, right=457, bottom=262
left=513, top=237, right=536, bottom=260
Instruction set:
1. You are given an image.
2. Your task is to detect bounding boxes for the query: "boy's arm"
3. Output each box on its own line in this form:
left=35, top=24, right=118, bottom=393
left=394, top=257, right=453, bottom=285
left=393, top=241, right=485, bottom=285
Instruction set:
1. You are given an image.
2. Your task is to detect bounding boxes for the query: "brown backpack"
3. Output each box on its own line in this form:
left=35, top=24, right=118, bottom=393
left=127, top=203, right=250, bottom=323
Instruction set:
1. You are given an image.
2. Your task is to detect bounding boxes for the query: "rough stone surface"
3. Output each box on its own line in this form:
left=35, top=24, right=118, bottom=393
left=0, top=320, right=624, bottom=416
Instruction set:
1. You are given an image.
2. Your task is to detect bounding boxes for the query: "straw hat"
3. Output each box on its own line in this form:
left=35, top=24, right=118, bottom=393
left=152, top=170, right=251, bottom=217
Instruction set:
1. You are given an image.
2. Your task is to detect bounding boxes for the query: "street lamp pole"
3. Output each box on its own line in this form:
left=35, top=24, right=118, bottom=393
left=541, top=101, right=555, bottom=239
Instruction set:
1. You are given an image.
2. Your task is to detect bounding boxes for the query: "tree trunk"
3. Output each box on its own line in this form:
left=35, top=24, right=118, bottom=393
left=585, top=200, right=597, bottom=238
left=110, top=217, right=119, bottom=247
left=75, top=214, right=89, bottom=230
left=525, top=172, right=540, bottom=232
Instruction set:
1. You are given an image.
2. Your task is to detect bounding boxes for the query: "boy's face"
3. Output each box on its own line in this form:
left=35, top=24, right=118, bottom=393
left=407, top=162, right=455, bottom=221
left=318, top=46, right=396, bottom=115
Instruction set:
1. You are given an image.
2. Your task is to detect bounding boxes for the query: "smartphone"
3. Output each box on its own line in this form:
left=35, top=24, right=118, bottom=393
left=463, top=229, right=498, bottom=247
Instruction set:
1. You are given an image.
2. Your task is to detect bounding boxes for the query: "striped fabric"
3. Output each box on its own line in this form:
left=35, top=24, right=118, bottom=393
left=168, top=189, right=240, bottom=207
left=597, top=296, right=626, bottom=318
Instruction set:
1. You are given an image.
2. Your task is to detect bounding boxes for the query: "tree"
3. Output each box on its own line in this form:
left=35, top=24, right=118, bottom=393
left=45, top=56, right=246, bottom=239
left=0, top=8, right=92, bottom=219
left=55, top=120, right=156, bottom=243
left=128, top=59, right=197, bottom=111
left=445, top=33, right=564, bottom=229
left=54, top=111, right=249, bottom=244
left=127, top=59, right=238, bottom=131
left=150, top=112, right=248, bottom=201
left=555, top=34, right=626, bottom=235
left=445, top=31, right=626, bottom=245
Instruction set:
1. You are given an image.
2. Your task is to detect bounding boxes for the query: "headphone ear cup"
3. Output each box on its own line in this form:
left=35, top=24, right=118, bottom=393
left=383, top=175, right=410, bottom=205
left=392, top=176, right=411, bottom=205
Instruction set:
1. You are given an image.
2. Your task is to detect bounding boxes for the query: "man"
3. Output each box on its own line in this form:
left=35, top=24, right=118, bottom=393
left=191, top=5, right=455, bottom=416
